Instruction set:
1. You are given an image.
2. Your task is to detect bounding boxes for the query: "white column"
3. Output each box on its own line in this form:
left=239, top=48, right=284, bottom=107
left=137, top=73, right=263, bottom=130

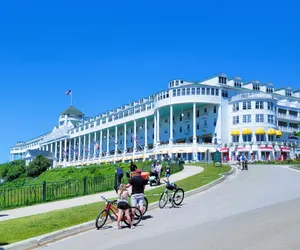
left=93, top=132, right=97, bottom=158
left=157, top=109, right=160, bottom=144
left=50, top=143, right=53, bottom=153
left=124, top=124, right=127, bottom=153
left=193, top=103, right=197, bottom=144
left=193, top=103, right=197, bottom=161
left=133, top=120, right=137, bottom=152
left=169, top=105, right=173, bottom=143
left=83, top=135, right=86, bottom=159
left=59, top=140, right=62, bottom=161
left=78, top=136, right=82, bottom=160
left=88, top=133, right=91, bottom=158
left=46, top=145, right=49, bottom=151
left=144, top=117, right=148, bottom=149
left=64, top=139, right=67, bottom=162
left=154, top=115, right=157, bottom=146
left=68, top=139, right=72, bottom=162
left=115, top=126, right=118, bottom=155
left=100, top=130, right=103, bottom=158
left=74, top=137, right=76, bottom=161
left=106, top=128, right=110, bottom=156
left=55, top=142, right=58, bottom=161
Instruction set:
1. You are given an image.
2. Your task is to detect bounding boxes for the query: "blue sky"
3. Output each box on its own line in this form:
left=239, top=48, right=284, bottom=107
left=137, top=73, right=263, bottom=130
left=0, top=0, right=299, bottom=163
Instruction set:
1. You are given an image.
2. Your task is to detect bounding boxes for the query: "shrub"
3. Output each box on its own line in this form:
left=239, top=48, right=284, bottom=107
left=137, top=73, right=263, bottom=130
left=4, top=164, right=26, bottom=182
left=27, top=155, right=51, bottom=178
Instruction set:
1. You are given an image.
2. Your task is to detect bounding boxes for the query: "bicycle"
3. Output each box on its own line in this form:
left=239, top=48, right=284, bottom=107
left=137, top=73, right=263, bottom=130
left=111, top=196, right=148, bottom=215
left=158, top=179, right=184, bottom=209
left=95, top=196, right=142, bottom=229
left=114, top=185, right=148, bottom=215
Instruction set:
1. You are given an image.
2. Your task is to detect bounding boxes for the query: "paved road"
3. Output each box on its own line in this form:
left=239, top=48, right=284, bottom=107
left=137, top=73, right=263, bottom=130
left=36, top=165, right=300, bottom=250
left=0, top=166, right=202, bottom=222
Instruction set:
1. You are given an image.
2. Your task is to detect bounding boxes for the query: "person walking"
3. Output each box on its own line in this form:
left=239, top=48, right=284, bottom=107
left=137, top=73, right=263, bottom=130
left=126, top=169, right=147, bottom=214
left=165, top=164, right=171, bottom=178
left=116, top=166, right=124, bottom=186
left=241, top=154, right=246, bottom=170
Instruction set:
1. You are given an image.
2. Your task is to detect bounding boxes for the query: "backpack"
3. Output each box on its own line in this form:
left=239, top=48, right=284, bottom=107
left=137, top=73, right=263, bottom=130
left=241, top=155, right=245, bottom=161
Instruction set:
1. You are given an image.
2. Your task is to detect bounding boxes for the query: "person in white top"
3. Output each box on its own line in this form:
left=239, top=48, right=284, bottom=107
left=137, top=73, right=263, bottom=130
left=116, top=184, right=134, bottom=229
left=155, top=161, right=162, bottom=180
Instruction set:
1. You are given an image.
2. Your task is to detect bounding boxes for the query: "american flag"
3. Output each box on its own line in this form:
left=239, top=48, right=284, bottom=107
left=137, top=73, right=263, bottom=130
left=72, top=147, right=78, bottom=155
left=94, top=140, right=99, bottom=151
left=132, top=135, right=140, bottom=144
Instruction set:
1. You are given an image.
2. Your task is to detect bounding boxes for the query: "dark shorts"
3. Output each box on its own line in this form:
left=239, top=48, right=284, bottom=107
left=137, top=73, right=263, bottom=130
left=117, top=201, right=129, bottom=210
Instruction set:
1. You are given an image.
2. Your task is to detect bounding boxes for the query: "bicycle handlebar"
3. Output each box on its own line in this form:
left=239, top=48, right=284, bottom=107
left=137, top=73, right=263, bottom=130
left=101, top=196, right=110, bottom=203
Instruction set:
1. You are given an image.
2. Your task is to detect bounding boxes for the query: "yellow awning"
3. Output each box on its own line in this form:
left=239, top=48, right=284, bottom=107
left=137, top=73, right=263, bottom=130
left=255, top=128, right=265, bottom=135
left=267, top=128, right=276, bottom=135
left=242, top=128, right=252, bottom=135
left=231, top=129, right=240, bottom=136
left=276, top=130, right=282, bottom=138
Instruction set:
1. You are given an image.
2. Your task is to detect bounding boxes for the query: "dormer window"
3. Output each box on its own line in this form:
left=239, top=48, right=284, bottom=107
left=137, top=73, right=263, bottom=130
left=286, top=90, right=292, bottom=96
left=266, top=87, right=273, bottom=93
left=219, top=77, right=227, bottom=84
left=234, top=81, right=242, bottom=87
left=253, top=84, right=260, bottom=91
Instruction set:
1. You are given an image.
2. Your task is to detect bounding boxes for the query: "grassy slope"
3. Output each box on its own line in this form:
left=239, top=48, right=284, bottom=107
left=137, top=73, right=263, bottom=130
left=0, top=164, right=231, bottom=245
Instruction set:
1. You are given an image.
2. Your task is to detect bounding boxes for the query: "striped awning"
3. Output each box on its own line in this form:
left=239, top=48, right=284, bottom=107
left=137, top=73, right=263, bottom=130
left=231, top=130, right=240, bottom=136
left=219, top=148, right=229, bottom=152
left=242, top=128, right=252, bottom=135
left=255, top=128, right=265, bottom=135
left=267, top=128, right=276, bottom=135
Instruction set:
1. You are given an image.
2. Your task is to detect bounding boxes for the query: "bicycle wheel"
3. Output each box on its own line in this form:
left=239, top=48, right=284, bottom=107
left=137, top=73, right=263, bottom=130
left=159, top=190, right=168, bottom=209
left=123, top=207, right=142, bottom=227
left=143, top=197, right=149, bottom=215
left=172, top=188, right=184, bottom=206
left=95, top=209, right=108, bottom=229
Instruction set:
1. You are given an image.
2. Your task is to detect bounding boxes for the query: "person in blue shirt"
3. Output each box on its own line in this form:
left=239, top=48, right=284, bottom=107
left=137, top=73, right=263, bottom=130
left=116, top=166, right=124, bottom=186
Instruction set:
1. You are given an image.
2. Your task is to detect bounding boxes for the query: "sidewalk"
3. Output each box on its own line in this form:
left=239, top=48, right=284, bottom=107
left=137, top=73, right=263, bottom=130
left=0, top=165, right=203, bottom=222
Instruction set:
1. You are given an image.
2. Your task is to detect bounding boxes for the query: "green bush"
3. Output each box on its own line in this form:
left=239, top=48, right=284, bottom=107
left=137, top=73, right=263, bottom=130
left=3, top=164, right=26, bottom=182
left=26, top=155, right=51, bottom=178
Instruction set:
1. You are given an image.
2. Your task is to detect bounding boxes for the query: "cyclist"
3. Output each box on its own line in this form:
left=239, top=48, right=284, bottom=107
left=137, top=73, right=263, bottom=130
left=116, top=184, right=135, bottom=229
left=126, top=169, right=147, bottom=214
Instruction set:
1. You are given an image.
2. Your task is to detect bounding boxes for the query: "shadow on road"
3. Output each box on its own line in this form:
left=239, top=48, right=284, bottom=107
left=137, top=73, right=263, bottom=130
left=142, top=215, right=153, bottom=221
left=0, top=214, right=8, bottom=218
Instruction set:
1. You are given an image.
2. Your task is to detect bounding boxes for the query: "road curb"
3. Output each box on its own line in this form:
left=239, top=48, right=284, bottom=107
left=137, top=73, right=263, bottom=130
left=3, top=166, right=235, bottom=250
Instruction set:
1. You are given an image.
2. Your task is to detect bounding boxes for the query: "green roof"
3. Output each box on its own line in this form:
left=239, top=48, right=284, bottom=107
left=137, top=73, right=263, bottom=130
left=61, top=106, right=84, bottom=117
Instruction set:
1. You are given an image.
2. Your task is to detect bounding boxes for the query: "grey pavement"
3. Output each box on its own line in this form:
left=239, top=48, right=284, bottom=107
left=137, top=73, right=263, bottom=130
left=35, top=164, right=300, bottom=250
left=0, top=165, right=202, bottom=222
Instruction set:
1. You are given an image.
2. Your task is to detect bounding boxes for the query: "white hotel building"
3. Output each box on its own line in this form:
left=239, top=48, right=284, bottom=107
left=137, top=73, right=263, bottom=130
left=10, top=73, right=300, bottom=166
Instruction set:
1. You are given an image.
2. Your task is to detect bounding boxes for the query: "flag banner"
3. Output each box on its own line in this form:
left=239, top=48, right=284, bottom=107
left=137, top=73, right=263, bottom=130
left=94, top=140, right=99, bottom=150
left=65, top=90, right=72, bottom=95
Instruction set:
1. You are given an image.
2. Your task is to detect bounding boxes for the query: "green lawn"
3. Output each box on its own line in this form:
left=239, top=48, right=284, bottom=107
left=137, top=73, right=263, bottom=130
left=0, top=164, right=231, bottom=245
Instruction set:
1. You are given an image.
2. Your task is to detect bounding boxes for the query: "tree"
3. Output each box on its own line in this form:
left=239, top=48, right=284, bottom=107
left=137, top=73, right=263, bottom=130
left=27, top=155, right=51, bottom=178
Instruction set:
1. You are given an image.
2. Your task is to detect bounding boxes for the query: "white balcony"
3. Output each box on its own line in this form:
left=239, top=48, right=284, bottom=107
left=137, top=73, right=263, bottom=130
left=231, top=92, right=274, bottom=102
left=278, top=126, right=300, bottom=133
left=277, top=113, right=300, bottom=122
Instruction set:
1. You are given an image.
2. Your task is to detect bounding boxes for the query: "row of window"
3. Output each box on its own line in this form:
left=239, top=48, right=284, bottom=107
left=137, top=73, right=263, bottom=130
left=232, top=101, right=275, bottom=112
left=172, top=87, right=220, bottom=98
left=232, top=135, right=276, bottom=142
left=232, top=114, right=276, bottom=124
